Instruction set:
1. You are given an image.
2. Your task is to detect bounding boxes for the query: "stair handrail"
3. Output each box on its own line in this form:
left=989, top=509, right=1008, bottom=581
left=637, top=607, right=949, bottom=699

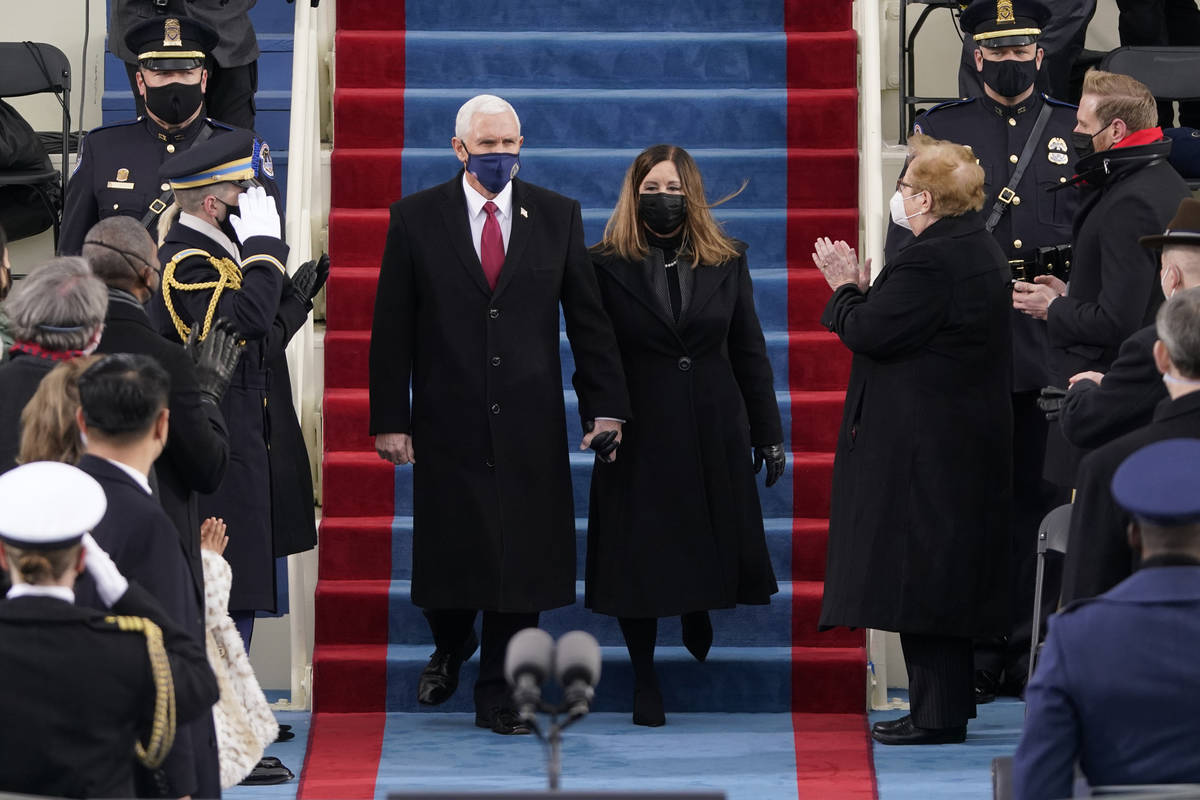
left=279, top=0, right=334, bottom=711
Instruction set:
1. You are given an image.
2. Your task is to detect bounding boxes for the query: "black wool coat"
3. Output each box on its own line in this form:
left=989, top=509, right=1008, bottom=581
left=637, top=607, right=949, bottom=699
left=1043, top=146, right=1189, bottom=485
left=152, top=219, right=315, bottom=611
left=585, top=244, right=781, bottom=617
left=74, top=455, right=219, bottom=800
left=369, top=174, right=630, bottom=613
left=1060, top=391, right=1200, bottom=604
left=0, top=353, right=55, bottom=474
left=97, top=288, right=230, bottom=596
left=818, top=214, right=1014, bottom=638
left=0, top=584, right=217, bottom=799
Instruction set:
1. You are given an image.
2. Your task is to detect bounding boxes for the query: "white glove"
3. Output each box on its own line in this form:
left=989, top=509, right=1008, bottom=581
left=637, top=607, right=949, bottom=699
left=227, top=185, right=281, bottom=243
left=81, top=533, right=129, bottom=608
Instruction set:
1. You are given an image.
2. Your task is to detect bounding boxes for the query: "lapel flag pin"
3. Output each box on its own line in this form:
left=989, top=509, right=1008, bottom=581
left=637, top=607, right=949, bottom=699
left=520, top=207, right=528, bottom=218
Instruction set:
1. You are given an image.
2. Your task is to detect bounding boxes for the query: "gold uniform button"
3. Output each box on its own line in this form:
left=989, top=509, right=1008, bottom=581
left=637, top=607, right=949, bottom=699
left=1012, top=196, right=1021, bottom=205
left=1009, top=154, right=1019, bottom=164
left=1014, top=239, right=1023, bottom=249
left=1008, top=118, right=1017, bottom=127
left=1059, top=176, right=1067, bottom=183
left=166, top=144, right=175, bottom=153
left=160, top=182, right=170, bottom=191
left=112, top=203, right=119, bottom=210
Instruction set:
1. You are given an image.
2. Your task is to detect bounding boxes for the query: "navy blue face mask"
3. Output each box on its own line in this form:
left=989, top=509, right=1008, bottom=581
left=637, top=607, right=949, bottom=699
left=464, top=147, right=521, bottom=194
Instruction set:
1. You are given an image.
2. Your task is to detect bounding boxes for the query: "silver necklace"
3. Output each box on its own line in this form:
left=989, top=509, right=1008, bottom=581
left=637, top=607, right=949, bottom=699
left=664, top=258, right=678, bottom=269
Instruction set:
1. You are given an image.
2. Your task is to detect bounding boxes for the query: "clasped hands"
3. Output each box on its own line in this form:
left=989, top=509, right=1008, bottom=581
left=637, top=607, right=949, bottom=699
left=1012, top=275, right=1066, bottom=320
left=375, top=419, right=625, bottom=466
left=811, top=237, right=871, bottom=292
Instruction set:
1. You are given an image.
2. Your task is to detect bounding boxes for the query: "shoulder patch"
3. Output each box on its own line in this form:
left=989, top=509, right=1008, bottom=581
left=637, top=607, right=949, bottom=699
left=259, top=140, right=275, bottom=179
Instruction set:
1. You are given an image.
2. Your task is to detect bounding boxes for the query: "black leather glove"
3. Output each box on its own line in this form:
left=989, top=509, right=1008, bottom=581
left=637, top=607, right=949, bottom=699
left=185, top=318, right=243, bottom=405
left=754, top=443, right=786, bottom=488
left=291, top=253, right=330, bottom=309
left=1037, top=385, right=1068, bottom=421
left=584, top=420, right=620, bottom=463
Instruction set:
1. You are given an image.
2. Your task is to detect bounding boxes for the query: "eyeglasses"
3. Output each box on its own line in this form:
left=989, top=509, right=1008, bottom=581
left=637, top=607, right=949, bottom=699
left=896, top=180, right=918, bottom=192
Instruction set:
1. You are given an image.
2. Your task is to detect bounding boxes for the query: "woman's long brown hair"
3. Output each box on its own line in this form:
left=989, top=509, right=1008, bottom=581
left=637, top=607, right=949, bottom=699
left=597, top=144, right=745, bottom=267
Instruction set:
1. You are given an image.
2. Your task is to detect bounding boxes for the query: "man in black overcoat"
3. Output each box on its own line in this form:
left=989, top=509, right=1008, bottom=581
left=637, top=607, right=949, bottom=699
left=85, top=215, right=236, bottom=603
left=369, top=94, right=630, bottom=735
left=815, top=135, right=1012, bottom=745
left=149, top=132, right=319, bottom=643
left=0, top=461, right=217, bottom=799
left=72, top=353, right=220, bottom=799
left=1014, top=69, right=1191, bottom=488
left=1061, top=290, right=1200, bottom=603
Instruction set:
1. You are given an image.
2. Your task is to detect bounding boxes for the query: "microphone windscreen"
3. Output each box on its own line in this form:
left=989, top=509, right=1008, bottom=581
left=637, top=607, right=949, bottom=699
left=504, top=627, right=555, bottom=686
left=555, top=630, right=601, bottom=687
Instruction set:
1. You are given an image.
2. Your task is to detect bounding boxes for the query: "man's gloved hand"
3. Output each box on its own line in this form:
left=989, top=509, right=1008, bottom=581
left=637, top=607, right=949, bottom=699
left=185, top=318, right=243, bottom=405
left=291, top=253, right=330, bottom=309
left=583, top=419, right=620, bottom=463
left=754, top=443, right=786, bottom=488
left=1038, top=385, right=1068, bottom=421
left=82, top=533, right=129, bottom=608
left=227, top=185, right=281, bottom=243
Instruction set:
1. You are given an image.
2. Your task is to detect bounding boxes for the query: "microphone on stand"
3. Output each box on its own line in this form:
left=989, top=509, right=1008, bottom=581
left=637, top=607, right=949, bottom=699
left=555, top=631, right=602, bottom=720
left=504, top=628, right=555, bottom=725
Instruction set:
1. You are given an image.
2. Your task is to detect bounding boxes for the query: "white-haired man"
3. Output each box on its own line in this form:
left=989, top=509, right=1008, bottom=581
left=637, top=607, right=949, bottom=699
left=369, top=94, right=630, bottom=734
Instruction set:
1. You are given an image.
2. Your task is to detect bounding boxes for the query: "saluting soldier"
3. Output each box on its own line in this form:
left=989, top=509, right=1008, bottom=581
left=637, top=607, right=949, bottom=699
left=886, top=0, right=1080, bottom=701
left=150, top=132, right=323, bottom=646
left=0, top=461, right=218, bottom=799
left=59, top=15, right=282, bottom=256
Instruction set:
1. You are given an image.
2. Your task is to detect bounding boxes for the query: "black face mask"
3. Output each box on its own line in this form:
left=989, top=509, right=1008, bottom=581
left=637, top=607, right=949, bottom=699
left=214, top=198, right=240, bottom=243
left=980, top=57, right=1038, bottom=99
left=1071, top=122, right=1111, bottom=159
left=144, top=80, right=204, bottom=125
left=638, top=193, right=687, bottom=236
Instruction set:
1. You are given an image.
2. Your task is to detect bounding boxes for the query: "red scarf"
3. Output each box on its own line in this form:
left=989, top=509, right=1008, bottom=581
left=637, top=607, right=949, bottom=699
left=8, top=340, right=86, bottom=362
left=1112, top=126, right=1164, bottom=149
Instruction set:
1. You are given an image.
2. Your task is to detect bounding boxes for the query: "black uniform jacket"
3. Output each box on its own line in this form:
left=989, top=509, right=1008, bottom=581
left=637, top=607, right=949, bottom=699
left=819, top=213, right=1014, bottom=638
left=1060, top=391, right=1200, bottom=604
left=585, top=243, right=781, bottom=617
left=74, top=454, right=218, bottom=799
left=887, top=93, right=1079, bottom=391
left=1042, top=139, right=1189, bottom=485
left=1058, top=323, right=1165, bottom=450
left=0, top=352, right=55, bottom=473
left=97, top=287, right=229, bottom=595
left=59, top=114, right=282, bottom=256
left=0, top=583, right=217, bottom=799
left=369, top=174, right=630, bottom=612
left=111, top=0, right=260, bottom=68
left=151, top=218, right=313, bottom=611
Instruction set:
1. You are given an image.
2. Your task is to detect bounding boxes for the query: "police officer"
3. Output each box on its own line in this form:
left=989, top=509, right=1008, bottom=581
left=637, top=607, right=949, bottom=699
left=59, top=15, right=282, bottom=256
left=0, top=461, right=218, bottom=798
left=886, top=0, right=1079, bottom=701
left=152, top=132, right=322, bottom=646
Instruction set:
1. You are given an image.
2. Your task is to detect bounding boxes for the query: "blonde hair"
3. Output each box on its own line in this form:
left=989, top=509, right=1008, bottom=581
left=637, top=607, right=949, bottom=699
left=905, top=134, right=986, bottom=218
left=1082, top=69, right=1158, bottom=133
left=598, top=144, right=745, bottom=267
left=3, top=542, right=81, bottom=585
left=17, top=355, right=101, bottom=466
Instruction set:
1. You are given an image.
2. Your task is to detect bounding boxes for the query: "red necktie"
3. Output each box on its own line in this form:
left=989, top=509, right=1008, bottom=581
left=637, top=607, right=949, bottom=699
left=480, top=200, right=504, bottom=290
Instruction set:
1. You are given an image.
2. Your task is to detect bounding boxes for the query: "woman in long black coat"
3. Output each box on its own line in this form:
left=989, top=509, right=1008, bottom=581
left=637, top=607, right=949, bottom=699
left=587, top=144, right=784, bottom=726
left=814, top=134, right=1012, bottom=745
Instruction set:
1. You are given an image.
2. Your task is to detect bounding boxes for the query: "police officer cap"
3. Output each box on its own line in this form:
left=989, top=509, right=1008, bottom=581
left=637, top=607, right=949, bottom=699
left=960, top=0, right=1050, bottom=48
left=1111, top=439, right=1200, bottom=525
left=124, top=15, right=219, bottom=71
left=0, top=462, right=106, bottom=550
left=1140, top=198, right=1200, bottom=249
left=160, top=129, right=272, bottom=190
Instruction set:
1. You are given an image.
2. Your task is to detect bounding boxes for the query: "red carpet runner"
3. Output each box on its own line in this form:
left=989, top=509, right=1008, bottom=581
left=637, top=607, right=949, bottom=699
left=304, top=0, right=871, bottom=796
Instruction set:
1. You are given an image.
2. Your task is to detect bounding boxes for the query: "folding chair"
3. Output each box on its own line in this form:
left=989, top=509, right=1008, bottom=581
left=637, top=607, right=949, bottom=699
left=899, top=1, right=964, bottom=143
left=0, top=42, right=71, bottom=247
left=1027, top=503, right=1072, bottom=689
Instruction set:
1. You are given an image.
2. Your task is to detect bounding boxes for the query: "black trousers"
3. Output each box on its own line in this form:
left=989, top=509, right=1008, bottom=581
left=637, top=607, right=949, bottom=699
left=1115, top=0, right=1200, bottom=127
left=124, top=60, right=258, bottom=130
left=423, top=607, right=538, bottom=714
left=900, top=633, right=975, bottom=729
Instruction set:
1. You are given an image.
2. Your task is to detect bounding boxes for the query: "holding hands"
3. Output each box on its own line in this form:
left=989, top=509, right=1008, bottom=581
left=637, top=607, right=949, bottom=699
left=812, top=238, right=871, bottom=292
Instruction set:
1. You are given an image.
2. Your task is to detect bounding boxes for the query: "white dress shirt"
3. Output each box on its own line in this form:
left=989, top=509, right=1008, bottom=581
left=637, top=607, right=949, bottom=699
left=463, top=173, right=513, bottom=260
left=7, top=584, right=75, bottom=603
left=104, top=458, right=153, bottom=496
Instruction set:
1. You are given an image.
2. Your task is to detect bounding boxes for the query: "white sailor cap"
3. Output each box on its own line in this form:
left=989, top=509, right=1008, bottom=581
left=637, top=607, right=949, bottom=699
left=0, top=462, right=107, bottom=549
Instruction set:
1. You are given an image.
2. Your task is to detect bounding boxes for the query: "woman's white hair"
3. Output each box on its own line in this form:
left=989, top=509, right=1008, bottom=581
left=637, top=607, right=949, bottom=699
left=454, top=94, right=521, bottom=141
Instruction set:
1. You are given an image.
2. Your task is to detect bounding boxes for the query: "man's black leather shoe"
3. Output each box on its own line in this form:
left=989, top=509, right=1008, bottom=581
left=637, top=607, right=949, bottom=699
left=474, top=706, right=532, bottom=735
left=870, top=714, right=910, bottom=734
left=870, top=715, right=966, bottom=745
left=417, top=628, right=479, bottom=706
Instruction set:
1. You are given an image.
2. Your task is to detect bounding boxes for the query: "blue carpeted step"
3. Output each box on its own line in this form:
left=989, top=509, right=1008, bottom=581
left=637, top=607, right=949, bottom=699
left=400, top=1, right=790, bottom=32
left=384, top=644, right=796, bottom=713
left=248, top=0, right=297, bottom=32
left=386, top=517, right=798, bottom=583
left=101, top=35, right=293, bottom=92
